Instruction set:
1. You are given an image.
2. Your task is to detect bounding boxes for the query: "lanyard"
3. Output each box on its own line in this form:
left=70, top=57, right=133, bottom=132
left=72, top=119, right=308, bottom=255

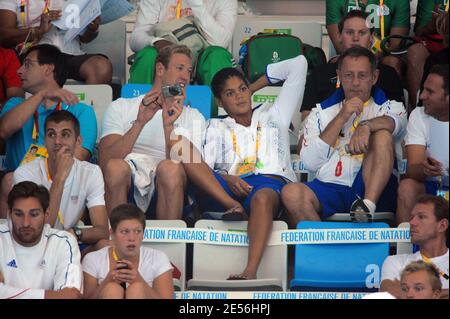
left=231, top=122, right=262, bottom=163
left=421, top=253, right=449, bottom=280
left=379, top=0, right=385, bottom=40
left=32, top=102, right=62, bottom=142
left=176, top=0, right=182, bottom=19
left=20, top=0, right=50, bottom=27
left=349, top=100, right=370, bottom=134
left=112, top=247, right=120, bottom=261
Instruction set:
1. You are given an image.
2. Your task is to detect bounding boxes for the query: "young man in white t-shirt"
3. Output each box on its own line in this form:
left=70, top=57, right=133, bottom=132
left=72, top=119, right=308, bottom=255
left=82, top=204, right=173, bottom=299
left=0, top=181, right=82, bottom=299
left=397, top=65, right=449, bottom=224
left=13, top=111, right=109, bottom=251
left=380, top=195, right=449, bottom=299
left=0, top=0, right=112, bottom=84
left=99, top=45, right=206, bottom=220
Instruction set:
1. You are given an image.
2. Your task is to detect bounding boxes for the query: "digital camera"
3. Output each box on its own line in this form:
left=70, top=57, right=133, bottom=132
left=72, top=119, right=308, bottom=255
left=162, top=84, right=184, bottom=98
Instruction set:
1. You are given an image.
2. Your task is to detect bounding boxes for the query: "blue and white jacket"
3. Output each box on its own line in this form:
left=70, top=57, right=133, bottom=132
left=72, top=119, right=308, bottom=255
left=0, top=223, right=82, bottom=299
left=300, top=88, right=407, bottom=187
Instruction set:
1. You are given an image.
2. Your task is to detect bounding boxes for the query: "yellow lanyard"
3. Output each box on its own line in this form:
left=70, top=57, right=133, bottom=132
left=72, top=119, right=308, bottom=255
left=112, top=247, right=120, bottom=261
left=176, top=0, right=182, bottom=19
left=380, top=0, right=385, bottom=40
left=45, top=158, right=65, bottom=227
left=421, top=253, right=449, bottom=280
left=20, top=0, right=50, bottom=27
left=231, top=122, right=262, bottom=162
left=349, top=101, right=370, bottom=134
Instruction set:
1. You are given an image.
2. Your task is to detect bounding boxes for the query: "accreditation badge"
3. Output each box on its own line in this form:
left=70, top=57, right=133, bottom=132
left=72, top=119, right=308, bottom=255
left=20, top=144, right=48, bottom=166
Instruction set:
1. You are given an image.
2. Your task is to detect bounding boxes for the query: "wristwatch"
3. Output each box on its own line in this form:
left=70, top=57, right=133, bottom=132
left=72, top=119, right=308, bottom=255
left=73, top=227, right=83, bottom=243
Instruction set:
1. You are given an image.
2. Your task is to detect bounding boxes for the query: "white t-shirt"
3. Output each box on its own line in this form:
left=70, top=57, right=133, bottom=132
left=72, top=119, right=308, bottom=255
left=130, top=0, right=237, bottom=52
left=0, top=223, right=82, bottom=299
left=0, top=0, right=84, bottom=55
left=202, top=55, right=307, bottom=182
left=381, top=250, right=449, bottom=289
left=82, top=246, right=173, bottom=288
left=13, top=157, right=106, bottom=230
left=101, top=96, right=205, bottom=164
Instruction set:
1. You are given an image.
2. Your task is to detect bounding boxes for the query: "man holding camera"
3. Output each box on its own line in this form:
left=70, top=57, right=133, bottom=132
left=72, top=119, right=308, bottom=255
left=99, top=45, right=205, bottom=220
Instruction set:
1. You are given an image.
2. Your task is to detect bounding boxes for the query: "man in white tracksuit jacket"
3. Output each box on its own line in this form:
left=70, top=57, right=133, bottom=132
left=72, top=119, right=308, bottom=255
left=0, top=182, right=82, bottom=299
left=282, top=46, right=407, bottom=224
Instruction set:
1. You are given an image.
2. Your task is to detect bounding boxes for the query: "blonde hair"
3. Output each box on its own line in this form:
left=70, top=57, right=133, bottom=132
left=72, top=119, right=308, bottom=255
left=400, top=261, right=442, bottom=292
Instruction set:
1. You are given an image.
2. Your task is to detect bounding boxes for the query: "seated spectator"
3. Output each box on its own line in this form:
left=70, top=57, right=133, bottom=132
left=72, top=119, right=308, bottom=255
left=326, top=0, right=411, bottom=75
left=0, top=47, right=23, bottom=107
left=407, top=3, right=448, bottom=110
left=13, top=111, right=109, bottom=253
left=0, top=181, right=82, bottom=299
left=420, top=11, right=449, bottom=96
left=0, top=44, right=97, bottom=218
left=0, top=1, right=112, bottom=84
left=400, top=260, right=442, bottom=299
left=129, top=0, right=237, bottom=86
left=179, top=55, right=307, bottom=280
left=300, top=10, right=404, bottom=152
left=99, top=45, right=205, bottom=219
left=397, top=65, right=448, bottom=224
left=282, top=47, right=407, bottom=224
left=82, top=204, right=173, bottom=299
left=380, top=195, right=448, bottom=299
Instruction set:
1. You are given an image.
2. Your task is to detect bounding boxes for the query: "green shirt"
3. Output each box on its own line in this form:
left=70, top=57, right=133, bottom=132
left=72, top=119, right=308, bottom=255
left=326, top=0, right=411, bottom=38
left=415, top=0, right=448, bottom=30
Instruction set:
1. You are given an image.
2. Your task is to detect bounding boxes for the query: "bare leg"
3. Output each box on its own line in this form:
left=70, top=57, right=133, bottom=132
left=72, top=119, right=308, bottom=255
left=362, top=130, right=394, bottom=204
left=98, top=282, right=125, bottom=299
left=155, top=160, right=187, bottom=220
left=382, top=55, right=403, bottom=77
left=79, top=56, right=113, bottom=84
left=103, top=159, right=131, bottom=216
left=396, top=178, right=426, bottom=225
left=406, top=43, right=429, bottom=111
left=231, top=189, right=279, bottom=279
left=126, top=282, right=151, bottom=299
left=0, top=172, right=13, bottom=218
left=281, top=182, right=321, bottom=228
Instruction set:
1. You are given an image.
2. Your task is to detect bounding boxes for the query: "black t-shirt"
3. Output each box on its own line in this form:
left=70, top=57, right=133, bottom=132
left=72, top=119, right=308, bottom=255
left=301, top=62, right=405, bottom=112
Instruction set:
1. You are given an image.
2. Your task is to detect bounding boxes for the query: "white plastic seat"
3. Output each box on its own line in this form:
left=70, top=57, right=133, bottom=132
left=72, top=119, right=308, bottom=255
left=396, top=222, right=413, bottom=255
left=187, top=220, right=288, bottom=291
left=143, top=220, right=187, bottom=291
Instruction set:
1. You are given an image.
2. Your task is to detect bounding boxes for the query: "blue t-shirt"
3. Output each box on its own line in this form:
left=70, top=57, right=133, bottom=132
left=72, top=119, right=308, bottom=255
left=0, top=97, right=97, bottom=171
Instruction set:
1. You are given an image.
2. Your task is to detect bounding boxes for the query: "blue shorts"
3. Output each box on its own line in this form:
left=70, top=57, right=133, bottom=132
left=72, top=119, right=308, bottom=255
left=305, top=169, right=398, bottom=218
left=425, top=181, right=439, bottom=195
left=127, top=176, right=193, bottom=219
left=197, top=173, right=287, bottom=214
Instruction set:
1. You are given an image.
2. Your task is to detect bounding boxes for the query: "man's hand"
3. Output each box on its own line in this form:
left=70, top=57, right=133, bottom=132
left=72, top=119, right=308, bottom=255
left=423, top=157, right=444, bottom=177
left=348, top=123, right=371, bottom=155
left=39, top=10, right=61, bottom=35
left=154, top=40, right=173, bottom=52
left=136, top=90, right=163, bottom=127
left=54, top=147, right=74, bottom=184
left=161, top=87, right=185, bottom=129
left=340, top=97, right=364, bottom=122
left=223, top=175, right=253, bottom=198
left=46, top=287, right=82, bottom=299
left=0, top=271, right=4, bottom=283
left=39, top=88, right=79, bottom=106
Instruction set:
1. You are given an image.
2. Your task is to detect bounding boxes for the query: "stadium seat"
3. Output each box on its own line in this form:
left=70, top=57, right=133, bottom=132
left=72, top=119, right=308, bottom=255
left=187, top=220, right=288, bottom=291
left=290, top=221, right=390, bottom=292
left=121, top=84, right=213, bottom=120
left=325, top=212, right=395, bottom=225
left=63, top=84, right=113, bottom=141
left=143, top=220, right=187, bottom=291
left=396, top=222, right=413, bottom=255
